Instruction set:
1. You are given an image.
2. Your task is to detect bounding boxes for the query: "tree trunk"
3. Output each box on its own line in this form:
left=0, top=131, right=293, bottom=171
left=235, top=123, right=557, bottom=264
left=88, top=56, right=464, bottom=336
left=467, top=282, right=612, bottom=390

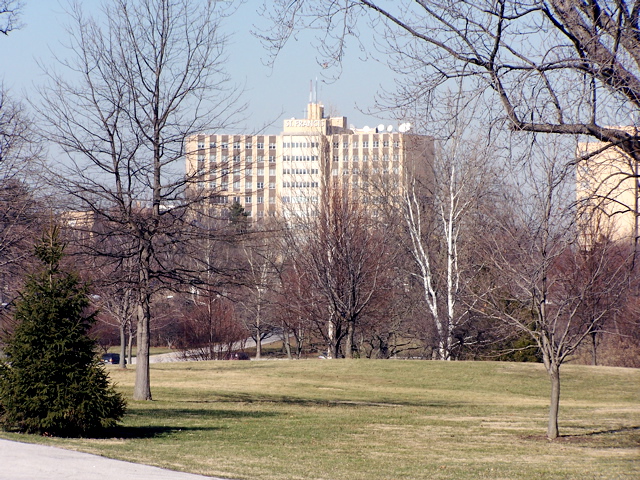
left=118, top=321, right=127, bottom=369
left=133, top=247, right=152, bottom=401
left=344, top=320, right=355, bottom=358
left=327, top=317, right=337, bottom=359
left=547, top=363, right=561, bottom=440
left=591, top=331, right=598, bottom=366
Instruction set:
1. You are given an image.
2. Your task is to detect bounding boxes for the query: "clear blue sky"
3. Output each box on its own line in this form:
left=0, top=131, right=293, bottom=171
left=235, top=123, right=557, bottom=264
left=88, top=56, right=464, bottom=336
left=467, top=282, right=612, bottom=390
left=0, top=0, right=399, bottom=134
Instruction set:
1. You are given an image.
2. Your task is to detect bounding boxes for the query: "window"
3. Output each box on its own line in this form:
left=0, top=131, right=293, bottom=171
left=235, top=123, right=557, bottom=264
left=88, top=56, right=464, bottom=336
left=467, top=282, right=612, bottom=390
left=394, top=141, right=400, bottom=148
left=233, top=142, right=240, bottom=149
left=393, top=154, right=399, bottom=161
left=333, top=142, right=339, bottom=149
left=353, top=155, right=359, bottom=163
left=234, top=156, right=240, bottom=164
left=233, top=181, right=240, bottom=190
left=245, top=196, right=252, bottom=203
left=221, top=168, right=229, bottom=176
left=333, top=155, right=339, bottom=162
left=233, top=196, right=241, bottom=204
left=343, top=141, right=348, bottom=148
left=269, top=197, right=276, bottom=204
left=363, top=140, right=369, bottom=148
left=246, top=142, right=252, bottom=149
left=245, top=168, right=252, bottom=176
left=269, top=143, right=276, bottom=149
left=257, top=182, right=264, bottom=189
left=269, top=182, right=276, bottom=189
left=257, top=168, right=264, bottom=176
left=257, top=196, right=264, bottom=204
left=269, top=168, right=276, bottom=176
left=197, top=154, right=205, bottom=161
left=373, top=154, right=379, bottom=162
left=383, top=154, right=389, bottom=162
left=221, top=142, right=228, bottom=149
left=257, top=155, right=264, bottom=163
left=383, top=140, right=389, bottom=147
left=373, top=140, right=379, bottom=148
left=245, top=181, right=252, bottom=190
left=221, top=182, right=228, bottom=190
left=246, top=155, right=253, bottom=164
left=233, top=166, right=240, bottom=174
left=221, top=155, right=228, bottom=164
left=209, top=141, right=217, bottom=148
left=257, top=142, right=264, bottom=149
left=209, top=181, right=217, bottom=189
left=269, top=156, right=276, bottom=163
left=362, top=154, right=368, bottom=162
left=352, top=141, right=358, bottom=148
left=332, top=169, right=338, bottom=176
left=197, top=141, right=205, bottom=149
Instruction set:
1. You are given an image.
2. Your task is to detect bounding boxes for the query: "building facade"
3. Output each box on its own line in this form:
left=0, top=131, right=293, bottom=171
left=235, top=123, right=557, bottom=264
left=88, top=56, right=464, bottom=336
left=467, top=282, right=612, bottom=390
left=186, top=102, right=433, bottom=220
left=577, top=133, right=639, bottom=245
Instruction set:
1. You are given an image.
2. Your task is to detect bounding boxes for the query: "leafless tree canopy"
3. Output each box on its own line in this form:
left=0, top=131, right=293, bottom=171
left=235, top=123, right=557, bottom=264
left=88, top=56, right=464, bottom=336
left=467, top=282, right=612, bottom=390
left=0, top=0, right=22, bottom=35
left=38, top=0, right=243, bottom=400
left=262, top=0, right=640, bottom=160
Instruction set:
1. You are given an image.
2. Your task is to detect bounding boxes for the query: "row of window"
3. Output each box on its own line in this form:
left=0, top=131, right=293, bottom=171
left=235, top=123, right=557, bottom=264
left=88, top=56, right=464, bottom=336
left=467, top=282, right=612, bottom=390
left=198, top=141, right=276, bottom=150
left=332, top=168, right=399, bottom=176
left=332, top=140, right=399, bottom=149
left=282, top=142, right=320, bottom=148
left=282, top=155, right=319, bottom=162
left=281, top=196, right=319, bottom=204
left=332, top=154, right=399, bottom=162
left=200, top=155, right=277, bottom=164
left=210, top=181, right=275, bottom=191
left=282, top=181, right=320, bottom=188
left=211, top=168, right=277, bottom=177
left=282, top=168, right=319, bottom=175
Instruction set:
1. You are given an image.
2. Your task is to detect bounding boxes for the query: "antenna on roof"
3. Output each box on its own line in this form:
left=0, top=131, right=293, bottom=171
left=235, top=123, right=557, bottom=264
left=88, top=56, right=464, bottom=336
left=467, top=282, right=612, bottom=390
left=309, top=80, right=313, bottom=103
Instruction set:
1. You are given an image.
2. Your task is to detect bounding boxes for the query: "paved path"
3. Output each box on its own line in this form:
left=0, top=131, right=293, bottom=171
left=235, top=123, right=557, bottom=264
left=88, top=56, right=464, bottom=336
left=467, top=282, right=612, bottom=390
left=0, top=439, right=231, bottom=480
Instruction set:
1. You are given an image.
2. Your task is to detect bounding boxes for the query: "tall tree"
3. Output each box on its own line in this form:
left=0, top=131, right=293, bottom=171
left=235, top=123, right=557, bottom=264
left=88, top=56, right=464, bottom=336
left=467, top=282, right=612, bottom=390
left=402, top=94, right=500, bottom=360
left=39, top=0, right=242, bottom=400
left=284, top=184, right=393, bottom=358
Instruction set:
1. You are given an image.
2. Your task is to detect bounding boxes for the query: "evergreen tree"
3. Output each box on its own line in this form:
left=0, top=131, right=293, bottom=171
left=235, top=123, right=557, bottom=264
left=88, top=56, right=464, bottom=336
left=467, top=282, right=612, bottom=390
left=0, top=228, right=126, bottom=436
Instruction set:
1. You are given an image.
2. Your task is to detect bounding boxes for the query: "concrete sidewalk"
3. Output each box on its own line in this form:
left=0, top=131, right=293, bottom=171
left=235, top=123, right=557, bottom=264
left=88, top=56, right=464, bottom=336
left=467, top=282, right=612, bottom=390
left=0, top=439, right=230, bottom=480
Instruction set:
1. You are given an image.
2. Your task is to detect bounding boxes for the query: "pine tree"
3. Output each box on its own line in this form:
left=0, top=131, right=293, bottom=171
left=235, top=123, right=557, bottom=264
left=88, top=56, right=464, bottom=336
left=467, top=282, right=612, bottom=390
left=0, top=228, right=126, bottom=436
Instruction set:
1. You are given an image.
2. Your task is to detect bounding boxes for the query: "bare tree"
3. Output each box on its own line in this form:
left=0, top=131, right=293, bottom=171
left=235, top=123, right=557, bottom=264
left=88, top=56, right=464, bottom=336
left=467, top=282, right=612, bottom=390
left=238, top=231, right=280, bottom=360
left=38, top=0, right=242, bottom=400
left=478, top=141, right=632, bottom=439
left=402, top=94, right=501, bottom=360
left=0, top=0, right=22, bottom=35
left=0, top=88, right=44, bottom=316
left=263, top=1, right=640, bottom=161
left=283, top=184, right=394, bottom=359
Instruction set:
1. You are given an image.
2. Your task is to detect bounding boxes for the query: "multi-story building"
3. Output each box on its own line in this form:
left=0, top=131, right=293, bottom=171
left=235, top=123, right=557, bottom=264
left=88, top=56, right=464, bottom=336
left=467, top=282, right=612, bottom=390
left=186, top=102, right=433, bottom=221
left=577, top=131, right=640, bottom=245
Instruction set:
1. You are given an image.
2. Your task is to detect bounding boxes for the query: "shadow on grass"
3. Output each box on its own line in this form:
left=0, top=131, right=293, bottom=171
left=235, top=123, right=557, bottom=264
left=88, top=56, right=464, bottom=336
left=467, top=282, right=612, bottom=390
left=206, top=391, right=468, bottom=409
left=562, top=425, right=640, bottom=439
left=97, top=424, right=218, bottom=439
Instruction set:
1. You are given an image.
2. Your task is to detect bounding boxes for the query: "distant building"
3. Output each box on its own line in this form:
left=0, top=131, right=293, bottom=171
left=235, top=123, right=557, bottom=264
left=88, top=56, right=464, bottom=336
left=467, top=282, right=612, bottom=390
left=186, top=102, right=433, bottom=221
left=577, top=131, right=640, bottom=245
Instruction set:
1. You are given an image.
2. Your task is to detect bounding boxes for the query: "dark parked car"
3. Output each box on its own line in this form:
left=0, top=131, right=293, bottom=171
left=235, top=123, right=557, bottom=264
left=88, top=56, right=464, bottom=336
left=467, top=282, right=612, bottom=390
left=101, top=353, right=124, bottom=364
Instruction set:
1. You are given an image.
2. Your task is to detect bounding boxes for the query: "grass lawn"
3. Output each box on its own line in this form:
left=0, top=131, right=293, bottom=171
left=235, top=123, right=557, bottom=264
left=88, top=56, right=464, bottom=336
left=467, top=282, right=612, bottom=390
left=1, top=360, right=638, bottom=480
